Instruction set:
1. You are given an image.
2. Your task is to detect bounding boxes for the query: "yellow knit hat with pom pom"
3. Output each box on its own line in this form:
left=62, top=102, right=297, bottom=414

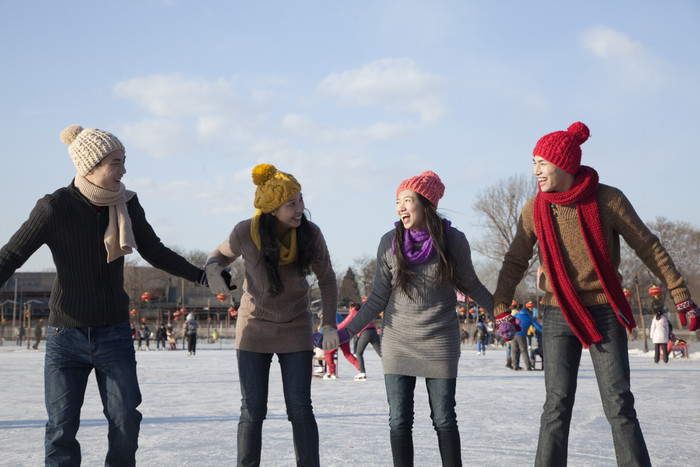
left=60, top=124, right=125, bottom=175
left=252, top=163, right=301, bottom=213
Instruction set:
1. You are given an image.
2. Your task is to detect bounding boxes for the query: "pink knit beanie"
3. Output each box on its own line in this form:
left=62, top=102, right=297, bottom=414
left=396, top=170, right=445, bottom=208
left=533, top=122, right=590, bottom=175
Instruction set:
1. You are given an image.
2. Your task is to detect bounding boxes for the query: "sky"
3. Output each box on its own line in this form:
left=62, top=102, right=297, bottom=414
left=1, top=1, right=699, bottom=278
left=1, top=339, right=699, bottom=465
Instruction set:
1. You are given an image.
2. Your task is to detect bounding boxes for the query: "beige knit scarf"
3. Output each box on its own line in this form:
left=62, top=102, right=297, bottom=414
left=75, top=175, right=137, bottom=263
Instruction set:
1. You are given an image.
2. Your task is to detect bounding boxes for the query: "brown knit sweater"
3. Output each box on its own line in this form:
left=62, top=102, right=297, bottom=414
left=493, top=184, right=690, bottom=316
left=209, top=218, right=337, bottom=353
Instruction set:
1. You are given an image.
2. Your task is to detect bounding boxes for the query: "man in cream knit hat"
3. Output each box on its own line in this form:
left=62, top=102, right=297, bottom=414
left=0, top=125, right=215, bottom=466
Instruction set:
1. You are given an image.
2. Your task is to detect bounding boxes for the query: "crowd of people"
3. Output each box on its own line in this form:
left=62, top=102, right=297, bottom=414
left=0, top=121, right=696, bottom=467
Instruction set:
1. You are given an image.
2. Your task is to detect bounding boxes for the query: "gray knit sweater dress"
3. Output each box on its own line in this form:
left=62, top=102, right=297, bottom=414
left=346, top=226, right=494, bottom=379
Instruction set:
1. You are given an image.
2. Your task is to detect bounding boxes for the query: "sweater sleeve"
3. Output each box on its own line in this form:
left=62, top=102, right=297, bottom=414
left=493, top=199, right=538, bottom=316
left=0, top=197, right=51, bottom=287
left=606, top=188, right=691, bottom=305
left=310, top=223, right=338, bottom=329
left=207, top=220, right=247, bottom=267
left=346, top=232, right=394, bottom=336
left=128, top=195, right=202, bottom=282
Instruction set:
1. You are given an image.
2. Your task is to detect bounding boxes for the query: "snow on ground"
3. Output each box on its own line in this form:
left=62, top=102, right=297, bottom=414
left=1, top=339, right=698, bottom=466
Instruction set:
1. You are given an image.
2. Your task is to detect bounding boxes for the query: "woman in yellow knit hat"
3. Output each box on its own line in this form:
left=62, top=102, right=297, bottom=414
left=205, top=164, right=338, bottom=467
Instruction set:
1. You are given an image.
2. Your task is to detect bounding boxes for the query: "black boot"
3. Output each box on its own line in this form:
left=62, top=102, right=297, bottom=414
left=390, top=429, right=414, bottom=467
left=291, top=421, right=320, bottom=467
left=237, top=421, right=263, bottom=467
left=437, top=429, right=463, bottom=467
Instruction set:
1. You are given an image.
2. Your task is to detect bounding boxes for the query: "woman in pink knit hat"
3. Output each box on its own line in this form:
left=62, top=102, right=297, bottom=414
left=329, top=170, right=494, bottom=466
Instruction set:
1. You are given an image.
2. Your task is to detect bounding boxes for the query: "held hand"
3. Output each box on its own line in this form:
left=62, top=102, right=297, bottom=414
left=496, top=312, right=522, bottom=342
left=205, top=263, right=230, bottom=295
left=312, top=327, right=351, bottom=349
left=321, top=326, right=339, bottom=351
left=676, top=299, right=699, bottom=331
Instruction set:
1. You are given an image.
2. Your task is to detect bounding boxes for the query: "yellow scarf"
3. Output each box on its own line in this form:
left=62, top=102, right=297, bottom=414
left=250, top=209, right=298, bottom=265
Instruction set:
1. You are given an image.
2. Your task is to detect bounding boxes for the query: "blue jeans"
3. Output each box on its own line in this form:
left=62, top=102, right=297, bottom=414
left=44, top=321, right=142, bottom=467
left=476, top=341, right=486, bottom=353
left=237, top=349, right=318, bottom=467
left=385, top=374, right=461, bottom=467
left=536, top=305, right=650, bottom=467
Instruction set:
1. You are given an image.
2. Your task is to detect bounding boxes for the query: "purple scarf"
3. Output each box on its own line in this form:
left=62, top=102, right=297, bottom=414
left=392, top=219, right=451, bottom=264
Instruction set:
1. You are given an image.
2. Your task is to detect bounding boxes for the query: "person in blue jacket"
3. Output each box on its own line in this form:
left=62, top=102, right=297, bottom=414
left=509, top=304, right=542, bottom=371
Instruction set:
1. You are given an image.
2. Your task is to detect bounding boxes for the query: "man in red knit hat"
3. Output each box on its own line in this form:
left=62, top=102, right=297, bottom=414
left=493, top=122, right=698, bottom=467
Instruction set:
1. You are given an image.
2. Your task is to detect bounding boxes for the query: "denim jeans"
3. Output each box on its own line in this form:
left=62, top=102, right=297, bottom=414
left=385, top=374, right=461, bottom=467
left=44, top=321, right=142, bottom=467
left=237, top=349, right=319, bottom=467
left=536, top=305, right=651, bottom=467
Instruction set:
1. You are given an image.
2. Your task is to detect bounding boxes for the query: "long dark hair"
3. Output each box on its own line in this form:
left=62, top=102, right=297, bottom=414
left=393, top=193, right=467, bottom=298
left=258, top=211, right=318, bottom=297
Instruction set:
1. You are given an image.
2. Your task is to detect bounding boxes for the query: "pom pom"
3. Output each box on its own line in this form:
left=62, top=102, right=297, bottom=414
left=252, top=163, right=277, bottom=186
left=567, top=122, right=590, bottom=145
left=60, top=125, right=83, bottom=146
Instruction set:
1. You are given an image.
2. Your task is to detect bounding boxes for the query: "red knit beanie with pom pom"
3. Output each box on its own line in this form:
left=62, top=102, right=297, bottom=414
left=533, top=122, right=590, bottom=175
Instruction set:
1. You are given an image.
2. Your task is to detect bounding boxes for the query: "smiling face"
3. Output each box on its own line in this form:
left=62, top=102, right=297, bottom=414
left=272, top=192, right=305, bottom=235
left=533, top=156, right=575, bottom=193
left=85, top=149, right=126, bottom=191
left=396, top=190, right=427, bottom=231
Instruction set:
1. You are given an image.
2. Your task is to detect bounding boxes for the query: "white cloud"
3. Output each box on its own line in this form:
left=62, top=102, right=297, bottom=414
left=582, top=26, right=643, bottom=59
left=318, top=59, right=446, bottom=122
left=281, top=114, right=408, bottom=144
left=581, top=26, right=661, bottom=87
left=113, top=74, right=239, bottom=118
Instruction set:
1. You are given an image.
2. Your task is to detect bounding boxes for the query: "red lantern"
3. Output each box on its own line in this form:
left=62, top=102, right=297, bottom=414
left=141, top=292, right=152, bottom=302
left=130, top=309, right=137, bottom=316
left=648, top=285, right=662, bottom=298
left=510, top=300, right=519, bottom=308
left=207, top=317, right=213, bottom=322
left=141, top=317, right=146, bottom=323
left=229, top=307, right=237, bottom=318
left=623, top=288, right=632, bottom=298
left=180, top=307, right=187, bottom=314
left=525, top=301, right=535, bottom=309
left=458, top=307, right=466, bottom=315
left=216, top=294, right=227, bottom=303
left=174, top=317, right=179, bottom=322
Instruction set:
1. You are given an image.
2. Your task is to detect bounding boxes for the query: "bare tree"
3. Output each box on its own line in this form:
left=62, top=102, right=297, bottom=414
left=619, top=217, right=700, bottom=321
left=353, top=255, right=377, bottom=298
left=472, top=173, right=539, bottom=300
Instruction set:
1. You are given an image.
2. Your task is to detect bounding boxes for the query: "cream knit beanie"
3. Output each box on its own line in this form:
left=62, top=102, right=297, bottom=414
left=60, top=124, right=125, bottom=175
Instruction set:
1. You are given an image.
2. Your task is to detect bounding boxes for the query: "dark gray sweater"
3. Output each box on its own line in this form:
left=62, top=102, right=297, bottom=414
left=347, top=227, right=494, bottom=378
left=0, top=181, right=202, bottom=327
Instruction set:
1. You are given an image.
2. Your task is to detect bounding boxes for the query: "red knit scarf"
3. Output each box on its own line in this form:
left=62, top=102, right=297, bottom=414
left=534, top=166, right=636, bottom=347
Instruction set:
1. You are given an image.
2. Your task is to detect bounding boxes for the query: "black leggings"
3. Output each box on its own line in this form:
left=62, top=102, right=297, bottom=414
left=355, top=328, right=381, bottom=373
left=654, top=343, right=668, bottom=363
left=187, top=333, right=197, bottom=354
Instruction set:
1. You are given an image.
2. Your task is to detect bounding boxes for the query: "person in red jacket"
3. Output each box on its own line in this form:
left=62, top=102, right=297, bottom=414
left=323, top=308, right=361, bottom=379
left=342, top=301, right=381, bottom=381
